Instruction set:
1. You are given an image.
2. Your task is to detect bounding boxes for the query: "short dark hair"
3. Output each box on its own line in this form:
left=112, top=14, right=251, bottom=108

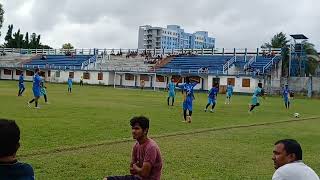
left=185, top=77, right=190, bottom=84
left=130, top=116, right=149, bottom=130
left=258, top=82, right=263, bottom=88
left=0, top=119, right=20, bottom=157
left=35, top=68, right=40, bottom=73
left=275, top=139, right=302, bottom=160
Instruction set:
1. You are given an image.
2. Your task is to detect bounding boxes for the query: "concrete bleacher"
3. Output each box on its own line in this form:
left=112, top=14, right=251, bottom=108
left=24, top=55, right=92, bottom=70
left=249, top=56, right=281, bottom=73
left=96, top=55, right=155, bottom=71
left=233, top=56, right=247, bottom=68
left=157, top=55, right=233, bottom=74
left=0, top=53, right=34, bottom=67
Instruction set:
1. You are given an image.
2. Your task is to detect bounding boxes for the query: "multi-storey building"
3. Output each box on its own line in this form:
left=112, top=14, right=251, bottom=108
left=138, top=25, right=215, bottom=49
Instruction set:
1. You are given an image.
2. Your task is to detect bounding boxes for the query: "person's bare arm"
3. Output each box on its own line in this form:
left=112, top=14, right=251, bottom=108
left=132, top=162, right=152, bottom=178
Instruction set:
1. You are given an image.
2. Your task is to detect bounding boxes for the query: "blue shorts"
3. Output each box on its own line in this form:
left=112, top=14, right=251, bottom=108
left=226, top=92, right=232, bottom=98
left=33, top=89, right=40, bottom=97
left=251, top=96, right=259, bottom=105
left=19, top=84, right=25, bottom=89
left=208, top=98, right=216, bottom=104
left=183, top=98, right=193, bottom=111
left=284, top=97, right=290, bottom=103
left=168, top=91, right=175, bottom=97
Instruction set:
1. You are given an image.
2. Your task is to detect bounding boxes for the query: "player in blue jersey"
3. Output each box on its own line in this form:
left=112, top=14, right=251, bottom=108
left=248, top=82, right=264, bottom=112
left=282, top=84, right=291, bottom=109
left=205, top=83, right=219, bottom=112
left=225, top=81, right=234, bottom=104
left=67, top=76, right=73, bottom=93
left=27, top=68, right=41, bottom=109
left=17, top=72, right=25, bottom=96
left=176, top=77, right=199, bottom=123
left=167, top=78, right=176, bottom=106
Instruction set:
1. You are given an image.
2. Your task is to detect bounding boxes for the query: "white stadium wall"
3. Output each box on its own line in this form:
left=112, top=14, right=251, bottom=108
left=209, top=75, right=260, bottom=93
left=49, top=70, right=110, bottom=85
left=1, top=68, right=266, bottom=93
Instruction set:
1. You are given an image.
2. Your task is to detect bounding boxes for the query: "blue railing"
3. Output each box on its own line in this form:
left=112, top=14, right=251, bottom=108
left=81, top=55, right=97, bottom=69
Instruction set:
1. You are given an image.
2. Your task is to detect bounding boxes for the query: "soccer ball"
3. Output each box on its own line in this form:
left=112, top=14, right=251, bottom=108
left=294, top=113, right=300, bottom=118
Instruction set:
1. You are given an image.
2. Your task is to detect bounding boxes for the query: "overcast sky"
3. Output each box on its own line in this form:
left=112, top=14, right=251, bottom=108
left=0, top=0, right=319, bottom=50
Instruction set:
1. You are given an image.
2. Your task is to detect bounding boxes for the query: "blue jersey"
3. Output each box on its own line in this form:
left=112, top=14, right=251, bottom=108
left=208, top=87, right=219, bottom=99
left=68, top=78, right=73, bottom=86
left=19, top=75, right=24, bottom=85
left=168, top=82, right=175, bottom=92
left=226, top=85, right=233, bottom=94
left=283, top=88, right=290, bottom=98
left=180, top=82, right=197, bottom=98
left=178, top=82, right=198, bottom=111
left=33, top=74, right=41, bottom=90
left=253, top=87, right=262, bottom=97
left=0, top=161, right=35, bottom=180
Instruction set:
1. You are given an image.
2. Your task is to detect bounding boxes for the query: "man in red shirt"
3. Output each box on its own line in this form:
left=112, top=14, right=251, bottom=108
left=106, top=116, right=163, bottom=180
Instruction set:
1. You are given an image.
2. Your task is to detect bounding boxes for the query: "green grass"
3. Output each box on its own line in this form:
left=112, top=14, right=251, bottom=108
left=0, top=80, right=319, bottom=179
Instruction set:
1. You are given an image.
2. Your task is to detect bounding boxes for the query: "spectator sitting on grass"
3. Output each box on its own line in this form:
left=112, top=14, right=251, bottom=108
left=0, top=119, right=35, bottom=180
left=105, top=116, right=163, bottom=180
left=272, top=139, right=319, bottom=180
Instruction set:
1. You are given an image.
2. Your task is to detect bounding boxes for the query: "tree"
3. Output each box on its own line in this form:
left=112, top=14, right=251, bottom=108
left=4, top=24, right=13, bottom=47
left=24, top=32, right=29, bottom=48
left=303, top=41, right=320, bottom=76
left=12, top=29, right=24, bottom=48
left=262, top=32, right=319, bottom=77
left=261, top=32, right=290, bottom=76
left=0, top=3, right=4, bottom=37
left=4, top=25, right=52, bottom=49
left=62, top=43, right=74, bottom=49
left=261, top=32, right=289, bottom=49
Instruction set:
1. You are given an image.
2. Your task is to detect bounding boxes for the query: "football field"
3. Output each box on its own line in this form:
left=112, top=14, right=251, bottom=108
left=1, top=80, right=319, bottom=179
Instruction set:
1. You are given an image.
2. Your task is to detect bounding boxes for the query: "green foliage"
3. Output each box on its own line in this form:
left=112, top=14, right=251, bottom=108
left=4, top=24, right=52, bottom=49
left=0, top=3, right=4, bottom=37
left=262, top=32, right=289, bottom=49
left=0, top=81, right=319, bottom=179
left=62, top=43, right=74, bottom=49
left=262, top=32, right=319, bottom=77
left=303, top=41, right=320, bottom=75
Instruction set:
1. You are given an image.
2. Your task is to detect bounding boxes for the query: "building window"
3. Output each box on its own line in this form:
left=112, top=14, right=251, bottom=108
left=140, top=75, right=149, bottom=81
left=39, top=71, right=45, bottom=77
left=242, top=79, right=250, bottom=87
left=69, top=72, right=74, bottom=78
left=4, top=69, right=12, bottom=75
left=55, top=71, right=60, bottom=78
left=156, top=75, right=165, bottom=82
left=172, top=75, right=182, bottom=83
left=48, top=70, right=51, bottom=77
left=125, top=73, right=134, bottom=81
left=83, top=72, right=90, bottom=80
left=26, top=70, right=34, bottom=76
left=16, top=70, right=23, bottom=75
left=98, top=72, right=103, bottom=80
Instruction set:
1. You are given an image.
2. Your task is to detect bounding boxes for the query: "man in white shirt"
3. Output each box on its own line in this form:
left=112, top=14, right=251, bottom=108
left=272, top=139, right=319, bottom=180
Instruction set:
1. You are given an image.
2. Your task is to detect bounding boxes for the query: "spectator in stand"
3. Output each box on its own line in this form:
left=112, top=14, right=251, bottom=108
left=40, top=54, right=47, bottom=60
left=271, top=51, right=276, bottom=58
left=262, top=50, right=266, bottom=58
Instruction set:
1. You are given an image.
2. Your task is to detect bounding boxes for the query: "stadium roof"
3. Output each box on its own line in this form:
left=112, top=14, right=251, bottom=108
left=290, top=34, right=308, bottom=40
